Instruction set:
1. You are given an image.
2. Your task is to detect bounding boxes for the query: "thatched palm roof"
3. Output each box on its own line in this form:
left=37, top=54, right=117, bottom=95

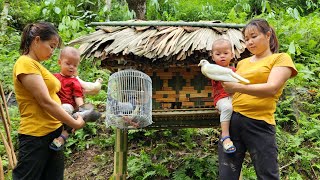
left=68, top=21, right=246, bottom=71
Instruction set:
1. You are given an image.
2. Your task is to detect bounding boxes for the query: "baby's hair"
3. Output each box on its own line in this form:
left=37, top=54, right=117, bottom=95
left=211, top=38, right=233, bottom=57
left=242, top=19, right=279, bottom=53
left=20, top=22, right=61, bottom=55
left=59, top=46, right=80, bottom=60
left=212, top=38, right=232, bottom=51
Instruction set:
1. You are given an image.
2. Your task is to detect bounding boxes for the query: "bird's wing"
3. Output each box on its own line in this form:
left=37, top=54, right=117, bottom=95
left=201, top=64, right=239, bottom=82
left=205, top=73, right=240, bottom=82
left=204, top=64, right=233, bottom=75
left=230, top=71, right=250, bottom=83
left=202, top=64, right=250, bottom=83
left=84, top=82, right=102, bottom=95
left=77, top=77, right=103, bottom=95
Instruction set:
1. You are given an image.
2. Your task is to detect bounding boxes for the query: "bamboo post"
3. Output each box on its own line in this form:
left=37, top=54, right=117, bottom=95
left=0, top=132, right=13, bottom=169
left=89, top=21, right=246, bottom=28
left=0, top=82, right=11, bottom=128
left=112, top=128, right=128, bottom=180
left=0, top=156, right=4, bottom=180
left=112, top=66, right=128, bottom=180
left=0, top=82, right=17, bottom=166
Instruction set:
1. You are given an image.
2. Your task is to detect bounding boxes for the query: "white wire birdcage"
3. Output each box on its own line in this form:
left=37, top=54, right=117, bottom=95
left=106, top=69, right=153, bottom=129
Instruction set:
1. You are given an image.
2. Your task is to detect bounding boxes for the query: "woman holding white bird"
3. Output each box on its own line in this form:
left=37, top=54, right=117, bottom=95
left=218, top=19, right=298, bottom=180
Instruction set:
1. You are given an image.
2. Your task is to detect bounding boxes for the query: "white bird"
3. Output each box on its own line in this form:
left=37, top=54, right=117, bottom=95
left=198, top=59, right=250, bottom=83
left=76, top=76, right=103, bottom=95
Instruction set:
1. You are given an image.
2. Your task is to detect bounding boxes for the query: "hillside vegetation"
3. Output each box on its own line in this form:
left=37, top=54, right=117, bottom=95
left=0, top=0, right=319, bottom=179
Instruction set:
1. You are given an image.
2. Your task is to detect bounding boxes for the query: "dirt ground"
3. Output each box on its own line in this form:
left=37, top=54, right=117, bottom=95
left=64, top=146, right=113, bottom=180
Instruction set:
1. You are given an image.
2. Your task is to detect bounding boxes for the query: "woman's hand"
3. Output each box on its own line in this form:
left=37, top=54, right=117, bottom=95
left=221, top=82, right=242, bottom=94
left=74, top=115, right=85, bottom=130
left=71, top=115, right=85, bottom=133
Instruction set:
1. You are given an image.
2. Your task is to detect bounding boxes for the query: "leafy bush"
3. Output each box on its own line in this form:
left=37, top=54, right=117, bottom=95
left=146, top=0, right=237, bottom=21
left=1, top=0, right=320, bottom=179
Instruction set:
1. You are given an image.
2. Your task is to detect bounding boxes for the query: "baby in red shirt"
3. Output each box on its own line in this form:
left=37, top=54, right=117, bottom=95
left=50, top=46, right=100, bottom=151
left=211, top=39, right=236, bottom=154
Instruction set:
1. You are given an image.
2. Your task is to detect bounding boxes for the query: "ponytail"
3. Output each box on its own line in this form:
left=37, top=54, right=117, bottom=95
left=20, top=24, right=34, bottom=55
left=19, top=22, right=61, bottom=55
left=269, top=27, right=279, bottom=53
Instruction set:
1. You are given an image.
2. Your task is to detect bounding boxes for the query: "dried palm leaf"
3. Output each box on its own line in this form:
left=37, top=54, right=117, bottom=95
left=68, top=22, right=246, bottom=64
left=129, top=30, right=157, bottom=51
left=227, top=29, right=245, bottom=53
left=88, top=32, right=118, bottom=55
left=68, top=30, right=105, bottom=45
left=182, top=26, right=200, bottom=32
left=156, top=26, right=171, bottom=31
left=104, top=29, right=135, bottom=54
left=167, top=28, right=185, bottom=55
left=135, top=26, right=151, bottom=31
left=183, top=30, right=202, bottom=52
left=158, top=28, right=185, bottom=58
left=99, top=26, right=127, bottom=33
left=152, top=27, right=178, bottom=37
left=206, top=30, right=218, bottom=51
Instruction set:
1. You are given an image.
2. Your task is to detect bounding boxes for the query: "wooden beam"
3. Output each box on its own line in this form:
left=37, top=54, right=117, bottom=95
left=89, top=21, right=245, bottom=28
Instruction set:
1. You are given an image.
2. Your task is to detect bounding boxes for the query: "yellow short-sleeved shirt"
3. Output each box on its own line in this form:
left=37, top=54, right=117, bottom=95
left=233, top=53, right=298, bottom=125
left=13, top=55, right=62, bottom=136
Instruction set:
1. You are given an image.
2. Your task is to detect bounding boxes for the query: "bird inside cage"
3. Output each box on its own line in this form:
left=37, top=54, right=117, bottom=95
left=106, top=69, right=152, bottom=129
left=107, top=91, right=150, bottom=128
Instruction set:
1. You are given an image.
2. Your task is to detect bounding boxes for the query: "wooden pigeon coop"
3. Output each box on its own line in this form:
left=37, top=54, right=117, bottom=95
left=69, top=20, right=247, bottom=179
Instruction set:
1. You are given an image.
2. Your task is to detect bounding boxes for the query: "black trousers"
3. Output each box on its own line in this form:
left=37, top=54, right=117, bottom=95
left=13, top=126, right=64, bottom=180
left=218, top=112, right=279, bottom=180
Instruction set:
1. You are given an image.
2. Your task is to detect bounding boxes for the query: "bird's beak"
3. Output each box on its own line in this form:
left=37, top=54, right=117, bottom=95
left=198, top=62, right=201, bottom=66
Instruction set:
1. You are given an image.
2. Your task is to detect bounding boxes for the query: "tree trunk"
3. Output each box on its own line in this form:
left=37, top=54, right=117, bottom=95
left=105, top=0, right=112, bottom=21
left=126, top=0, right=146, bottom=20
left=105, top=0, right=111, bottom=11
left=0, top=1, right=9, bottom=34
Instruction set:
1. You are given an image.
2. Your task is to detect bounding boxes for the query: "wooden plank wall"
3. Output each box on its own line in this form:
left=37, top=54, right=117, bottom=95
left=145, top=65, right=214, bottom=110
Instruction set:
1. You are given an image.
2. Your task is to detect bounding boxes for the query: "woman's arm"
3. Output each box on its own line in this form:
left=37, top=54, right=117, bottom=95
left=18, top=73, right=85, bottom=129
left=222, top=66, right=292, bottom=97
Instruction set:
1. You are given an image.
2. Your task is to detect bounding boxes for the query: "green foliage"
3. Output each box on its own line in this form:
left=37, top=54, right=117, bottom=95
left=125, top=129, right=219, bottom=179
left=173, top=155, right=218, bottom=179
left=106, top=1, right=135, bottom=21
left=40, top=0, right=104, bottom=24
left=7, top=1, right=42, bottom=30
left=0, top=29, right=20, bottom=92
left=1, top=0, right=320, bottom=179
left=241, top=164, right=256, bottom=180
left=226, top=0, right=251, bottom=23
left=127, top=150, right=170, bottom=179
left=146, top=0, right=237, bottom=21
left=248, top=0, right=320, bottom=17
